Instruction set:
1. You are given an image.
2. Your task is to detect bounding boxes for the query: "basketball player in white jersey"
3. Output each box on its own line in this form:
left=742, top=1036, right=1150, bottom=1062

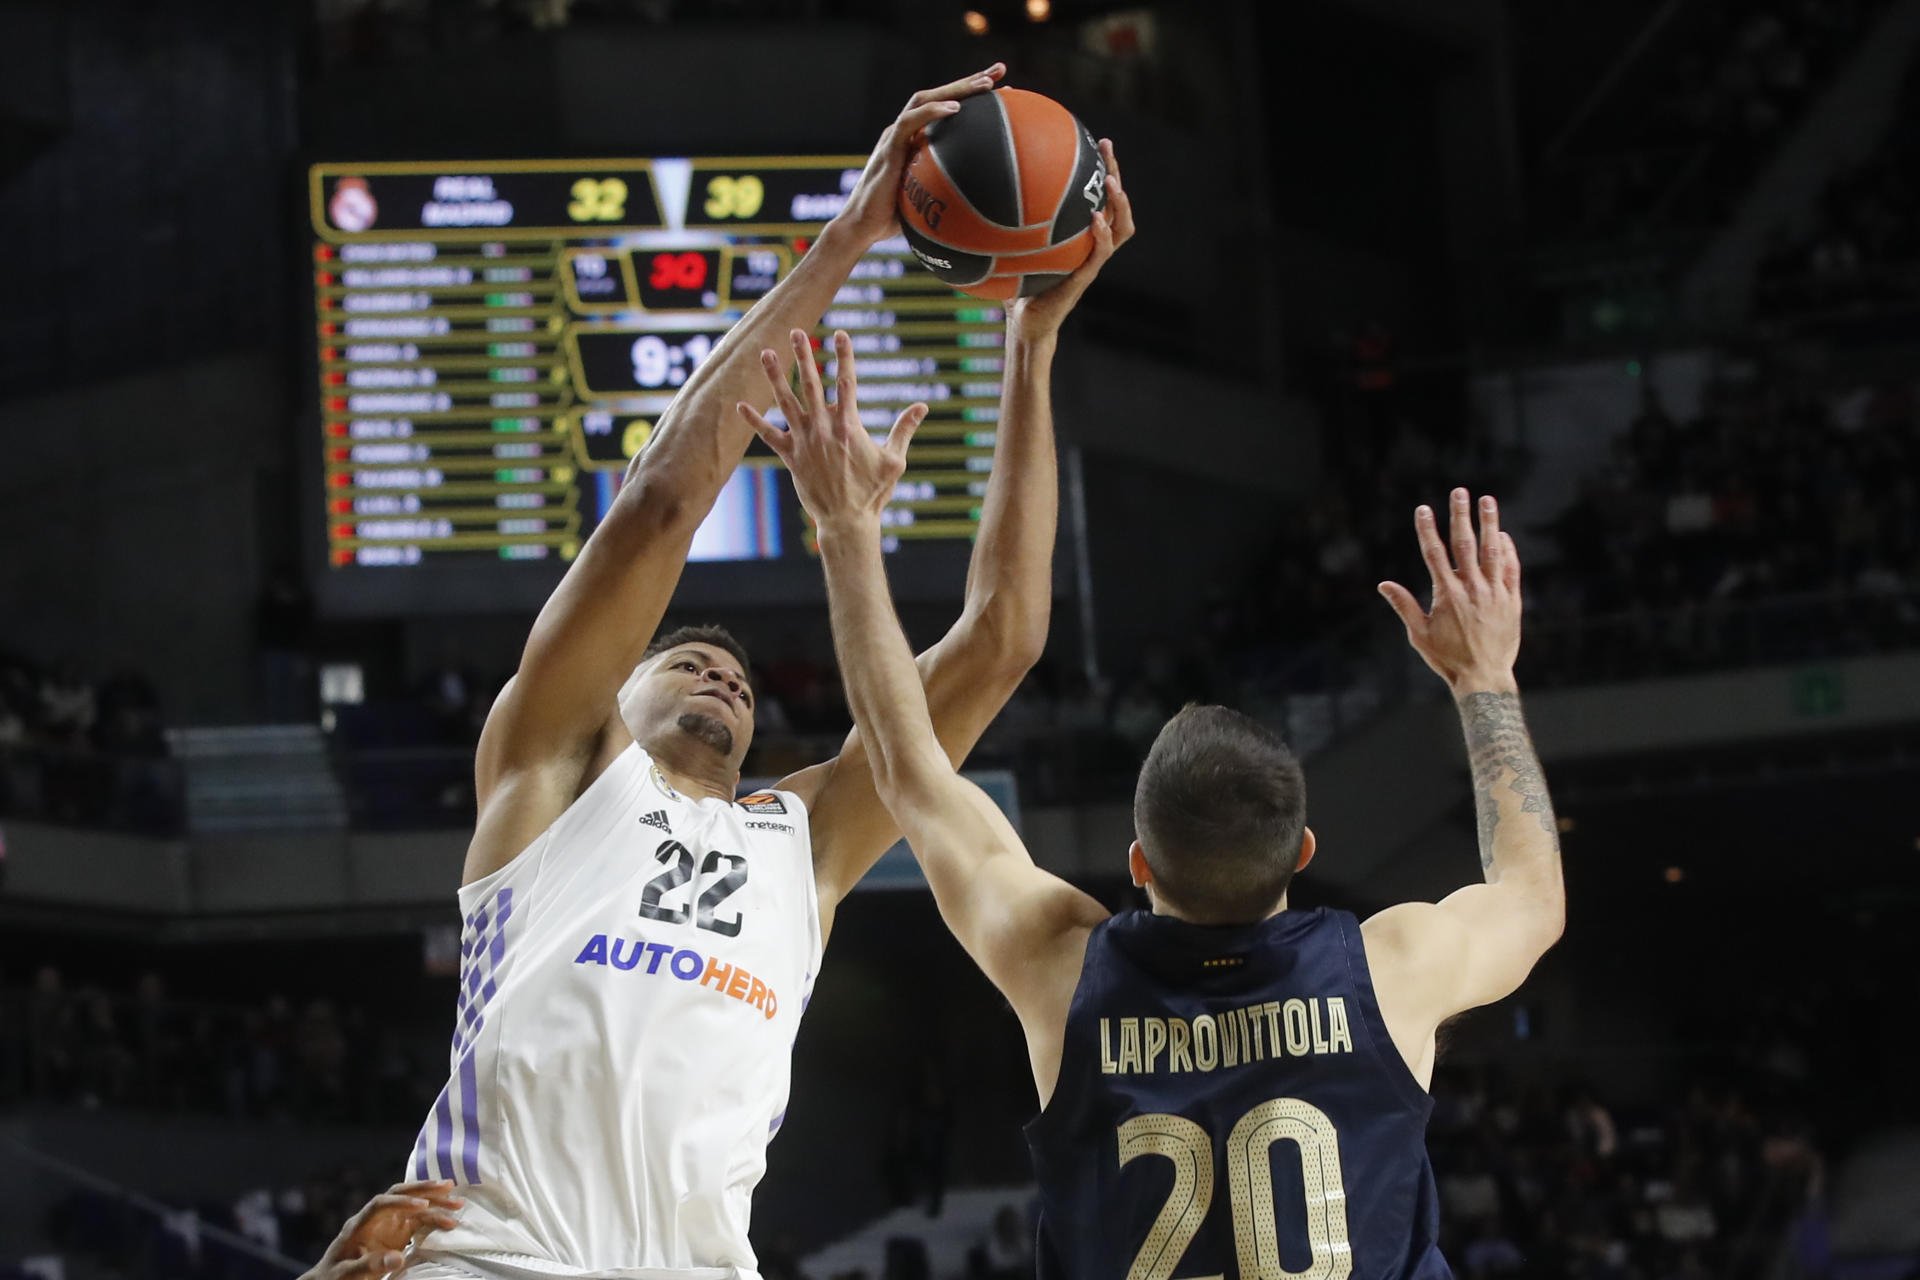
left=401, top=67, right=1133, bottom=1280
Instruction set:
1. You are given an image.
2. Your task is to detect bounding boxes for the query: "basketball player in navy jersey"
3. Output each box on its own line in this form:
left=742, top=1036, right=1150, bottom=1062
left=752, top=310, right=1565, bottom=1277
left=402, top=66, right=1135, bottom=1280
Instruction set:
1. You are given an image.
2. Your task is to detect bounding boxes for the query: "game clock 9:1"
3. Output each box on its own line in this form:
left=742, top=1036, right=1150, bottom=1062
left=566, top=326, right=732, bottom=396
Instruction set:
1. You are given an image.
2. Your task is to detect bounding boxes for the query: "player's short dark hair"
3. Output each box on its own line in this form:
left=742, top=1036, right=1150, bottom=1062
left=643, top=625, right=754, bottom=685
left=1132, top=705, right=1307, bottom=923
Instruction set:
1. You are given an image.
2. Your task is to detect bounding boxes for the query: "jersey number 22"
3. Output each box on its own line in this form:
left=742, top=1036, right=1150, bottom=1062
left=636, top=839, right=748, bottom=937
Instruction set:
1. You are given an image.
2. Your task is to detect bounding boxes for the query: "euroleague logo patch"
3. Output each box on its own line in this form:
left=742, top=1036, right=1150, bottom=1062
left=737, top=791, right=787, bottom=815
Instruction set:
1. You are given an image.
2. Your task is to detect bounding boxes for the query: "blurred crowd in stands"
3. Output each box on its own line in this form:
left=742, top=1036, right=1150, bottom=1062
left=1540, top=0, right=1882, bottom=238
left=1758, top=61, right=1920, bottom=314
left=1524, top=366, right=1920, bottom=683
left=1426, top=1069, right=1822, bottom=1279
left=0, top=652, right=179, bottom=833
left=0, top=966, right=437, bottom=1128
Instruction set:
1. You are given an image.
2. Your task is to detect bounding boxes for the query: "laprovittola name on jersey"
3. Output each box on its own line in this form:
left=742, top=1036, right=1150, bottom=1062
left=1098, top=995, right=1356, bottom=1076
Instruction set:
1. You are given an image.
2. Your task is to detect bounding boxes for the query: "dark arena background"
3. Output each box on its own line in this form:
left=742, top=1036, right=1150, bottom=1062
left=1, top=1, right=1917, bottom=1278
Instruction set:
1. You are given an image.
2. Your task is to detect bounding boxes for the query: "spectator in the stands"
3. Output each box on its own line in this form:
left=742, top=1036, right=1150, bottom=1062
left=976, top=1205, right=1032, bottom=1279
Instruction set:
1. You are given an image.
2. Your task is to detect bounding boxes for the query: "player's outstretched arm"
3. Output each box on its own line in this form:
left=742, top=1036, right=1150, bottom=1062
left=1363, top=490, right=1566, bottom=1084
left=465, top=66, right=1006, bottom=883
left=742, top=337, right=1106, bottom=1100
left=781, top=141, right=1135, bottom=930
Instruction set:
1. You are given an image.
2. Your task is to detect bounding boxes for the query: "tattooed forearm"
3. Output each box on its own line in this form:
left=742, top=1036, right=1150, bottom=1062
left=1459, top=691, right=1560, bottom=876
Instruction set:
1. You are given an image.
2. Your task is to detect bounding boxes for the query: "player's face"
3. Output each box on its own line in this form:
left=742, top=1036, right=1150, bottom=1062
left=625, top=646, right=757, bottom=768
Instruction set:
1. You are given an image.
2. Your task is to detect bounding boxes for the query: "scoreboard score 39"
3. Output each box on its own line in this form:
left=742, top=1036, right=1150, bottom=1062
left=306, top=157, right=1011, bottom=614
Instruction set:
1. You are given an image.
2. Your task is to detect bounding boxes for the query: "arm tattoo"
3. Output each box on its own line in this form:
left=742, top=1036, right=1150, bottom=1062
left=1460, top=692, right=1559, bottom=876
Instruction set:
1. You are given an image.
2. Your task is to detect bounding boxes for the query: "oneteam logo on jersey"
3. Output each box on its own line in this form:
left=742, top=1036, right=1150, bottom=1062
left=737, top=792, right=787, bottom=815
left=573, top=933, right=779, bottom=1020
left=638, top=810, right=671, bottom=833
left=745, top=819, right=793, bottom=835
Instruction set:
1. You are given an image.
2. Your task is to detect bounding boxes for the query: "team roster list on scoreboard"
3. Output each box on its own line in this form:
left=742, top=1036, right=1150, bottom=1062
left=310, top=158, right=1007, bottom=570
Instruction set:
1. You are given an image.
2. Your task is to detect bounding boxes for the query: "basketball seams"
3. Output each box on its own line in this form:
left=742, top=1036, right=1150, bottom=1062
left=919, top=142, right=1015, bottom=244
left=990, top=90, right=1024, bottom=232
left=1047, top=129, right=1100, bottom=246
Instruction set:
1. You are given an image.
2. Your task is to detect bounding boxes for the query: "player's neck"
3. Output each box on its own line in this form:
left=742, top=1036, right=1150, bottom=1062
left=1148, top=892, right=1291, bottom=923
left=648, top=746, right=737, bottom=804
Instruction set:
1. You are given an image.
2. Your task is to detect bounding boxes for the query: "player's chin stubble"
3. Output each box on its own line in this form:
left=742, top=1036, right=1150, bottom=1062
left=676, top=711, right=735, bottom=756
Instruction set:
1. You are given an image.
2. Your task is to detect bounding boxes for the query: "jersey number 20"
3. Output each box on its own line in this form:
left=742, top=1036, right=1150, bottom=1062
left=637, top=840, right=748, bottom=937
left=1119, top=1098, right=1352, bottom=1280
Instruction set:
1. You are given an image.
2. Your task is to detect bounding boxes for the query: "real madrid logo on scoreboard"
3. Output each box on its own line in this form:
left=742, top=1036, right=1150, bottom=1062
left=310, top=157, right=1011, bottom=571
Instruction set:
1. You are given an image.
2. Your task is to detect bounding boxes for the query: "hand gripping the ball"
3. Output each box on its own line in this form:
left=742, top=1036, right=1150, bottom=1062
left=830, top=63, right=1007, bottom=248
left=1007, top=137, right=1136, bottom=341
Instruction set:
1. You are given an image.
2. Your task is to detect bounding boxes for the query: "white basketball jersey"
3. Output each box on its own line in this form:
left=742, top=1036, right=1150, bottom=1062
left=406, top=742, right=822, bottom=1279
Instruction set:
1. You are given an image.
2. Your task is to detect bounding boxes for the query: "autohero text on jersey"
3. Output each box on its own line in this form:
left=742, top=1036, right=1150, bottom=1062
left=573, top=933, right=779, bottom=1019
left=1099, top=996, right=1355, bottom=1076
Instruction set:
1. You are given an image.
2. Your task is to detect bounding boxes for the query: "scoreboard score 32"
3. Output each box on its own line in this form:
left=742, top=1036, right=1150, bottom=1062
left=306, top=157, right=1011, bottom=613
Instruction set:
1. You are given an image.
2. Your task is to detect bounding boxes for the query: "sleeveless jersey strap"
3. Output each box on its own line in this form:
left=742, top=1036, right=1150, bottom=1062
left=1330, top=910, right=1433, bottom=1115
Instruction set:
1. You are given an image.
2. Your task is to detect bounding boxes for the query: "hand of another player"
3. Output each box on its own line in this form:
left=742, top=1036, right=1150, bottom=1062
left=738, top=330, right=924, bottom=531
left=299, top=1180, right=465, bottom=1280
left=831, top=63, right=1008, bottom=248
left=1007, top=138, right=1136, bottom=342
left=1378, top=489, right=1523, bottom=696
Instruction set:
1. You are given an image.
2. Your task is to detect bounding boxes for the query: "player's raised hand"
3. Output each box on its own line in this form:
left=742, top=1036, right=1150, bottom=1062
left=1378, top=489, right=1523, bottom=695
left=1007, top=138, right=1136, bottom=341
left=738, top=329, right=924, bottom=529
left=299, top=1180, right=464, bottom=1280
left=832, top=63, right=1008, bottom=247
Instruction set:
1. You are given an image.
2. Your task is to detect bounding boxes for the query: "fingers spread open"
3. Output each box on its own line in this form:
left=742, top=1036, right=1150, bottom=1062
left=1414, top=504, right=1455, bottom=593
left=885, top=403, right=928, bottom=460
left=1449, top=488, right=1484, bottom=591
left=832, top=330, right=859, bottom=433
left=737, top=402, right=792, bottom=459
left=1501, top=530, right=1522, bottom=592
left=790, top=329, right=828, bottom=417
left=1377, top=580, right=1426, bottom=634
left=760, top=349, right=807, bottom=436
left=1479, top=495, right=1503, bottom=583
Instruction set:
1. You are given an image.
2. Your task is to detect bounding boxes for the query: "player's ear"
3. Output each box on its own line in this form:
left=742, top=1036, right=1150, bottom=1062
left=1295, top=826, right=1317, bottom=873
left=1128, top=839, right=1152, bottom=889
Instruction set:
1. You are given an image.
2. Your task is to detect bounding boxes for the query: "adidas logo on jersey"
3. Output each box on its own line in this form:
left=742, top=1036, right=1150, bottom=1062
left=638, top=810, right=671, bottom=833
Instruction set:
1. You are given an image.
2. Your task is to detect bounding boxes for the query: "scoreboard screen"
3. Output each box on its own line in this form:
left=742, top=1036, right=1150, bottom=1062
left=304, top=157, right=1014, bottom=615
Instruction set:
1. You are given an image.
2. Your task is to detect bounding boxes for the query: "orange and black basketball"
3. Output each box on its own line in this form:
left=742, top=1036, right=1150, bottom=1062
left=897, top=87, right=1108, bottom=300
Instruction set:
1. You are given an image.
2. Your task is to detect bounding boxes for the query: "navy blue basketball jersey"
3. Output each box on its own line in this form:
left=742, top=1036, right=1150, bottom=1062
left=1026, top=908, right=1449, bottom=1280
